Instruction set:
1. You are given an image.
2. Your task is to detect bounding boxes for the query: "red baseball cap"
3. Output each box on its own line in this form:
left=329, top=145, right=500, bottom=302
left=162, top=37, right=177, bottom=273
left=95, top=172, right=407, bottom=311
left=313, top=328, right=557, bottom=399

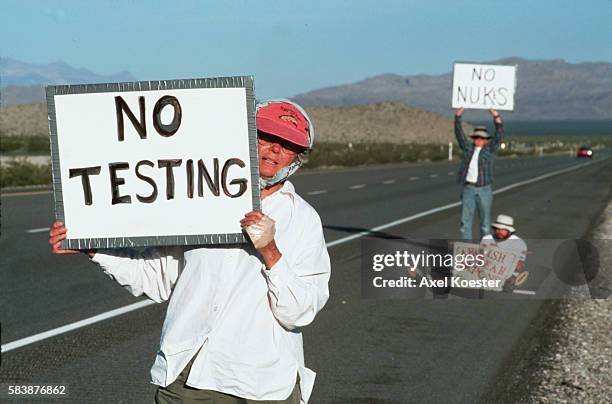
left=256, top=101, right=310, bottom=148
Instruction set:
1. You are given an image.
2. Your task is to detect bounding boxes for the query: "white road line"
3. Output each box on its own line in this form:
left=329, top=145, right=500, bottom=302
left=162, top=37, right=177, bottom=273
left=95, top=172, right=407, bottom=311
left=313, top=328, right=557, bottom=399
left=409, top=176, right=420, bottom=181
left=2, top=158, right=606, bottom=353
left=448, top=171, right=454, bottom=175
left=349, top=184, right=366, bottom=190
left=383, top=179, right=396, bottom=185
left=430, top=174, right=439, bottom=178
left=491, top=160, right=596, bottom=195
left=325, top=201, right=461, bottom=247
left=1, top=300, right=155, bottom=353
left=26, top=227, right=50, bottom=234
left=327, top=159, right=602, bottom=248
left=512, top=289, right=537, bottom=295
left=307, top=190, right=328, bottom=195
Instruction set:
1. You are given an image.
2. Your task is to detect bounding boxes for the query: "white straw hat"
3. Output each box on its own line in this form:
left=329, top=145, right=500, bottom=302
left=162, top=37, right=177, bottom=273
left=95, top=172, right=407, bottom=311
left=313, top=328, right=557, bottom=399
left=492, top=214, right=515, bottom=233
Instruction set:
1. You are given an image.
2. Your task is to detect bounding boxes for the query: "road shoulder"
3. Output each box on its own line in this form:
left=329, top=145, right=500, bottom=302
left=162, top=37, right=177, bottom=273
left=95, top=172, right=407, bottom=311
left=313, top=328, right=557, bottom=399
left=482, top=189, right=612, bottom=403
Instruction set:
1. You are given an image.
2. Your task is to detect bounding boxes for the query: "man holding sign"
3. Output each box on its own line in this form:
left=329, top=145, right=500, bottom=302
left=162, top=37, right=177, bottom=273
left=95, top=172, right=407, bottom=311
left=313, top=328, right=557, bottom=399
left=451, top=62, right=514, bottom=240
left=455, top=107, right=504, bottom=240
left=481, top=214, right=528, bottom=292
left=49, top=100, right=330, bottom=404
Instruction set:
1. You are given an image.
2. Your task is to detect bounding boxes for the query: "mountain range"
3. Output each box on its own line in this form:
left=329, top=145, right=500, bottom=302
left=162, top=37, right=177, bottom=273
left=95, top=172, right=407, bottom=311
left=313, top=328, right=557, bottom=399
left=0, top=57, right=135, bottom=104
left=2, top=57, right=611, bottom=121
left=292, top=58, right=612, bottom=121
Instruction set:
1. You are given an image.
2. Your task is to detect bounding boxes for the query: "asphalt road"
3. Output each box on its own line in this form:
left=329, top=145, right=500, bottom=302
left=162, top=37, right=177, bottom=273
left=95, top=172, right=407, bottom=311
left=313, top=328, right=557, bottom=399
left=1, top=152, right=611, bottom=403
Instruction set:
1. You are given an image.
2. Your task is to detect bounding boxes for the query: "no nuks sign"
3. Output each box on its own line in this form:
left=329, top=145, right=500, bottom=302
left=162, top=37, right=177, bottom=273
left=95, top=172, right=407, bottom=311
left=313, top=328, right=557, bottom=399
left=451, top=63, right=517, bottom=111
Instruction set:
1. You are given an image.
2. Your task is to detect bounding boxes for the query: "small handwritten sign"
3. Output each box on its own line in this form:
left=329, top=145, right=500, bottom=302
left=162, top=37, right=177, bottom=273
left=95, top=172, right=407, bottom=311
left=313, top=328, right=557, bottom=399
left=453, top=241, right=519, bottom=289
left=451, top=63, right=517, bottom=111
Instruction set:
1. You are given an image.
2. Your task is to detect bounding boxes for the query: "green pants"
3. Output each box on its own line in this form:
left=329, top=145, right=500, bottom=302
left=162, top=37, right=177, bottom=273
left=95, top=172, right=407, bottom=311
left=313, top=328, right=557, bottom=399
left=154, top=357, right=301, bottom=404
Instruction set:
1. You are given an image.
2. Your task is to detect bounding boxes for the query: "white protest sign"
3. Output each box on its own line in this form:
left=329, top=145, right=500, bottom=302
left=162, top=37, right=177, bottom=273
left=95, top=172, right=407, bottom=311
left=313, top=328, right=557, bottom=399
left=453, top=241, right=519, bottom=290
left=451, top=63, right=517, bottom=111
left=47, top=77, right=259, bottom=249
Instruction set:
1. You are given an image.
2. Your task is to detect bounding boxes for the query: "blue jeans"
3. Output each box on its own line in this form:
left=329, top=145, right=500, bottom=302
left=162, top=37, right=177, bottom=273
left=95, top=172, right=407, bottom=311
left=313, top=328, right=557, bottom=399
left=460, top=185, right=493, bottom=240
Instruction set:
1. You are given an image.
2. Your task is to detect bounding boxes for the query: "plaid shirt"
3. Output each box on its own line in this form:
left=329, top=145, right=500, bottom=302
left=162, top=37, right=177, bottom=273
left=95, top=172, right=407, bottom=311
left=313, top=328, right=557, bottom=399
left=455, top=116, right=504, bottom=186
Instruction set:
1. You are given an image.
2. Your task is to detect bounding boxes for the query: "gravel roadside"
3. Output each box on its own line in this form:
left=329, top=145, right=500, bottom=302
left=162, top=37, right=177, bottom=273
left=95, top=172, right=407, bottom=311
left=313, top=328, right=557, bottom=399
left=528, top=199, right=612, bottom=403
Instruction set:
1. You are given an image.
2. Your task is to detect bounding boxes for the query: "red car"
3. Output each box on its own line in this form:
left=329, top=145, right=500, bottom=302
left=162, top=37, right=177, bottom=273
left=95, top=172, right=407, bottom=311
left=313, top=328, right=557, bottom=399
left=577, top=146, right=593, bottom=158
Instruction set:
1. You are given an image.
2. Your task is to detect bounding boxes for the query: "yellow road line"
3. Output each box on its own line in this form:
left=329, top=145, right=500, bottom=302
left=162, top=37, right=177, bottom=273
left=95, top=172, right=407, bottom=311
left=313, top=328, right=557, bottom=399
left=1, top=190, right=52, bottom=197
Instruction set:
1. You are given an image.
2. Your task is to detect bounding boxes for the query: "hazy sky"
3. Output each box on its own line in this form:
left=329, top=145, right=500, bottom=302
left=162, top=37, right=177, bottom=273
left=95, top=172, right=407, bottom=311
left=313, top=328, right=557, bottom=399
left=2, top=0, right=611, bottom=99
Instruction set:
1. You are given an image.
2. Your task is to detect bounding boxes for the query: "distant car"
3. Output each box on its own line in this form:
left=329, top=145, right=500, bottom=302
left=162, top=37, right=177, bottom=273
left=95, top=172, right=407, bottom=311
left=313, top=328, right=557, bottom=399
left=577, top=146, right=593, bottom=158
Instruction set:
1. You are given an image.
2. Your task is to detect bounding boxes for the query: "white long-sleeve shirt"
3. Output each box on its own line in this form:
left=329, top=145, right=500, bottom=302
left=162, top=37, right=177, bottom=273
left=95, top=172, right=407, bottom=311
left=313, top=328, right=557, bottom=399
left=91, top=181, right=330, bottom=403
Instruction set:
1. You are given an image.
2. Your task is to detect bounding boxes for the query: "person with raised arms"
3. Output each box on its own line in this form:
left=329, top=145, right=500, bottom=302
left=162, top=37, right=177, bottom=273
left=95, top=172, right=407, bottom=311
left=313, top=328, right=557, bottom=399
left=454, top=107, right=504, bottom=240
